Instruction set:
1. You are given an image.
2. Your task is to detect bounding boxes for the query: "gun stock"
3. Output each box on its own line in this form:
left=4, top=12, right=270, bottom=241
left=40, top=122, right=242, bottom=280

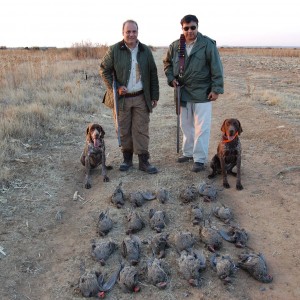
left=112, top=72, right=121, bottom=147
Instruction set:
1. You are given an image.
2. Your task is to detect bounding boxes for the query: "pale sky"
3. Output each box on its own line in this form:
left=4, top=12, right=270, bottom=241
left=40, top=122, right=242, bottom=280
left=1, top=0, right=299, bottom=48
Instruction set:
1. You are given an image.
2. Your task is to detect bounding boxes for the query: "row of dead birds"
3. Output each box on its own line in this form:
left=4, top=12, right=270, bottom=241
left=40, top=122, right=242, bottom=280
left=110, top=181, right=218, bottom=209
left=76, top=182, right=273, bottom=298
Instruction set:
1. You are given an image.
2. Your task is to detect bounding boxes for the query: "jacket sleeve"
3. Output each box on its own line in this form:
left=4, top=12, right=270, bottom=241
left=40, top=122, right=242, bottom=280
left=163, top=43, right=176, bottom=87
left=206, top=42, right=224, bottom=94
left=99, top=45, right=114, bottom=90
left=148, top=50, right=159, bottom=101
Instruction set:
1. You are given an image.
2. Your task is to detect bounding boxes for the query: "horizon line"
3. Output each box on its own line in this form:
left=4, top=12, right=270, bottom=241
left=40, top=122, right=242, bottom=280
left=1, top=45, right=300, bottom=49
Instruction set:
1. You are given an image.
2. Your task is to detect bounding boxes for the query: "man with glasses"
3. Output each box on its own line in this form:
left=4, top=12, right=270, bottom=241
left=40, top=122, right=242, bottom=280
left=163, top=14, right=224, bottom=172
left=100, top=20, right=159, bottom=174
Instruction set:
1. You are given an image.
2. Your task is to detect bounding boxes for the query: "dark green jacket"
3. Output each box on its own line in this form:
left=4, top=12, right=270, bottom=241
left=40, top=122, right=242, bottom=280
left=99, top=40, right=159, bottom=112
left=163, top=32, right=224, bottom=104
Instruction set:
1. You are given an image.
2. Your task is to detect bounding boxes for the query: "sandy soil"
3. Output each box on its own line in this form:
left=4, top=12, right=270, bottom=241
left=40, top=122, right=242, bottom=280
left=0, top=48, right=299, bottom=300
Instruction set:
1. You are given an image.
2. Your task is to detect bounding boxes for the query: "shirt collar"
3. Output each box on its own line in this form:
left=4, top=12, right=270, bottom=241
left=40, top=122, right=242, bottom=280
left=125, top=40, right=139, bottom=51
left=186, top=37, right=197, bottom=47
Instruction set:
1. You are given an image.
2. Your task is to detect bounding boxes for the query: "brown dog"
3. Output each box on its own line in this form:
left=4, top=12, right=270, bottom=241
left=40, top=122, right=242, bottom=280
left=208, top=119, right=243, bottom=190
left=80, top=123, right=112, bottom=189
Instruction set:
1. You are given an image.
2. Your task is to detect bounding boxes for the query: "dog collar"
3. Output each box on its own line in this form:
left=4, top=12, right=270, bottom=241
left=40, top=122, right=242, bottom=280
left=222, top=132, right=239, bottom=143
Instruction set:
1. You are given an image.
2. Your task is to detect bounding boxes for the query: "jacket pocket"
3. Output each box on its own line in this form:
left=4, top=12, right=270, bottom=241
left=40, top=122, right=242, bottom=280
left=102, top=90, right=114, bottom=109
left=190, top=51, right=208, bottom=73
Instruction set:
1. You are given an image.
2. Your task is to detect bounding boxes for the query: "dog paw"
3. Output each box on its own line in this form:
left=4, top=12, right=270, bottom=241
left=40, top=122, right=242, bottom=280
left=223, top=182, right=230, bottom=189
left=236, top=183, right=243, bottom=190
left=103, top=176, right=110, bottom=182
left=85, top=182, right=92, bottom=189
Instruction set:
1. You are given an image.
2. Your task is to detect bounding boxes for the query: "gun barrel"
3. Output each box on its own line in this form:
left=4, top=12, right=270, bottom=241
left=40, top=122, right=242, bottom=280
left=112, top=73, right=121, bottom=147
left=176, top=85, right=181, bottom=153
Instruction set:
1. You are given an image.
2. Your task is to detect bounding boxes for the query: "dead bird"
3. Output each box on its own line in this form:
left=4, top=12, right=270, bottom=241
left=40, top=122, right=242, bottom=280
left=147, top=258, right=169, bottom=289
left=238, top=252, right=273, bottom=283
left=156, top=188, right=169, bottom=203
left=78, top=270, right=101, bottom=298
left=118, top=265, right=140, bottom=293
left=129, top=190, right=156, bottom=207
left=129, top=191, right=145, bottom=207
left=211, top=254, right=236, bottom=284
left=91, top=239, right=117, bottom=266
left=150, top=233, right=169, bottom=258
left=121, top=235, right=141, bottom=265
left=179, top=184, right=198, bottom=203
left=126, top=210, right=145, bottom=235
left=141, top=190, right=156, bottom=200
left=149, top=209, right=167, bottom=233
left=177, top=250, right=206, bottom=287
left=219, top=226, right=249, bottom=248
left=213, top=206, right=234, bottom=223
left=190, top=204, right=204, bottom=225
left=78, top=265, right=122, bottom=298
left=198, top=182, right=218, bottom=202
left=111, top=182, right=125, bottom=208
left=199, top=223, right=222, bottom=252
left=173, top=231, right=196, bottom=253
left=97, top=210, right=113, bottom=236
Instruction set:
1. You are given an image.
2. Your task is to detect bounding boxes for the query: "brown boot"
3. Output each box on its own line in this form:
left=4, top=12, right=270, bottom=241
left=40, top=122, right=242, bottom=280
left=119, top=151, right=133, bottom=171
left=138, top=153, right=158, bottom=174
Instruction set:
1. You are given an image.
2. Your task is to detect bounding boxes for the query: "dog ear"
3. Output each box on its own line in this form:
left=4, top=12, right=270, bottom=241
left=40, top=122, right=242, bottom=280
left=100, top=127, right=105, bottom=138
left=86, top=125, right=90, bottom=136
left=94, top=124, right=105, bottom=138
left=96, top=125, right=105, bottom=138
left=221, top=119, right=228, bottom=133
left=86, top=125, right=92, bottom=141
left=237, top=120, right=243, bottom=134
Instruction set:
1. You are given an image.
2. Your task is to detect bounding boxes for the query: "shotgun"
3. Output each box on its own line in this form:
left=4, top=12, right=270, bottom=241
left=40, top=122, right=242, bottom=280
left=112, top=72, right=121, bottom=147
left=175, top=85, right=181, bottom=153
left=175, top=34, right=186, bottom=153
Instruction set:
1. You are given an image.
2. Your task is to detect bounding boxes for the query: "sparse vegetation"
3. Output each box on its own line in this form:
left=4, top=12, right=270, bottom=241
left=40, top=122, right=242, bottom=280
left=71, top=41, right=108, bottom=59
left=0, top=43, right=108, bottom=182
left=245, top=77, right=256, bottom=97
left=253, top=90, right=281, bottom=106
left=219, top=47, right=300, bottom=57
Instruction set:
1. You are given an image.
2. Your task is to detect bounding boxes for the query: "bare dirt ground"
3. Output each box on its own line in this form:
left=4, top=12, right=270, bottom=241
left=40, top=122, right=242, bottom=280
left=0, top=48, right=299, bottom=300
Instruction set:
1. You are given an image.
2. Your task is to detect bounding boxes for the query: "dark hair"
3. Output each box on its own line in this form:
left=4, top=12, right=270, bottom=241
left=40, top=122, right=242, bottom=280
left=122, top=20, right=138, bottom=31
left=180, top=15, right=198, bottom=26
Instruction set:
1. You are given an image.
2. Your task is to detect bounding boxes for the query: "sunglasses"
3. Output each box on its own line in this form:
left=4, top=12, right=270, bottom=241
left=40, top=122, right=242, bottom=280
left=183, top=25, right=197, bottom=31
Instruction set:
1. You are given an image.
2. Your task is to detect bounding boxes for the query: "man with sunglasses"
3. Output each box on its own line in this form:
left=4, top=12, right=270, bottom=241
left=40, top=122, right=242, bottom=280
left=100, top=20, right=159, bottom=174
left=163, top=14, right=224, bottom=172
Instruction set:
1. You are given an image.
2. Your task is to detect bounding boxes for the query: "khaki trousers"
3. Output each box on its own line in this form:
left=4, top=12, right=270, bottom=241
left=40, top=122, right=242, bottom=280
left=117, top=94, right=150, bottom=155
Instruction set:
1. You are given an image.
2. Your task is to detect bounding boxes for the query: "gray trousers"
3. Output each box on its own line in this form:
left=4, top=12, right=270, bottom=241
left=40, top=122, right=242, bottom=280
left=180, top=101, right=212, bottom=163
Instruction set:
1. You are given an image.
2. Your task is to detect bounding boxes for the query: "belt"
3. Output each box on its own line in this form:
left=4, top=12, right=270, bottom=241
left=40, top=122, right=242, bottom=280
left=124, top=90, right=144, bottom=98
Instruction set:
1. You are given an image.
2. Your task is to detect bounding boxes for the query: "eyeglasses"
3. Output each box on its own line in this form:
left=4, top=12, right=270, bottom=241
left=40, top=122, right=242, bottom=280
left=183, top=26, right=197, bottom=31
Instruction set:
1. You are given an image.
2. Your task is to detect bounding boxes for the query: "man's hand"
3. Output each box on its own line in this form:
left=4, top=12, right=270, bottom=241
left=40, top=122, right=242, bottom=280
left=152, top=100, right=158, bottom=108
left=208, top=92, right=219, bottom=101
left=172, top=79, right=179, bottom=88
left=118, top=86, right=127, bottom=96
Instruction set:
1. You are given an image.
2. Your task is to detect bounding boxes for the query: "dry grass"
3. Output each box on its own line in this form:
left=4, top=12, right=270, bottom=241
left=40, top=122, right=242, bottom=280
left=252, top=90, right=281, bottom=106
left=0, top=44, right=108, bottom=183
left=71, top=41, right=108, bottom=59
left=219, top=47, right=300, bottom=57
